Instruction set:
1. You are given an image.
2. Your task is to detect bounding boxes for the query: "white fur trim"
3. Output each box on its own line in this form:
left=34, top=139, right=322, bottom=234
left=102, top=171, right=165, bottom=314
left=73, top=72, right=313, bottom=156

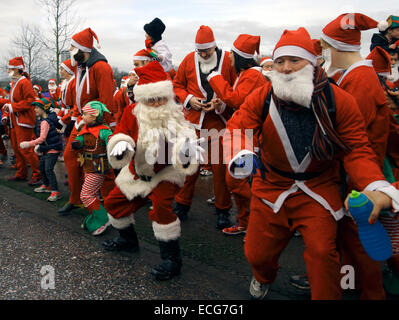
left=206, top=71, right=220, bottom=82
left=133, top=80, right=174, bottom=102
left=152, top=219, right=181, bottom=241
left=183, top=94, right=194, bottom=109
left=195, top=41, right=216, bottom=50
left=377, top=186, right=399, bottom=213
left=378, top=20, right=389, bottom=32
left=115, top=164, right=187, bottom=201
left=170, top=138, right=200, bottom=176
left=232, top=45, right=254, bottom=59
left=133, top=56, right=151, bottom=61
left=260, top=58, right=273, bottom=66
left=61, top=63, right=74, bottom=75
left=273, top=45, right=317, bottom=66
left=107, top=133, right=136, bottom=169
left=364, top=180, right=391, bottom=191
left=320, top=33, right=361, bottom=52
left=71, top=38, right=92, bottom=53
left=107, top=213, right=135, bottom=230
left=34, top=145, right=42, bottom=156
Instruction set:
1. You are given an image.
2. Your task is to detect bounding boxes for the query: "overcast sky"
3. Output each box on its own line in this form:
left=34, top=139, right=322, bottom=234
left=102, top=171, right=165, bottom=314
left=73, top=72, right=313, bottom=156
left=0, top=0, right=397, bottom=77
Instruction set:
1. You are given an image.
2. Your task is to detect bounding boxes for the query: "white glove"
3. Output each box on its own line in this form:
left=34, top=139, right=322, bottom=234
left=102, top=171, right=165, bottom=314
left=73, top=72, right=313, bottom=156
left=19, top=141, right=31, bottom=149
left=229, top=152, right=259, bottom=179
left=110, top=141, right=134, bottom=157
left=34, top=145, right=42, bottom=155
left=178, top=137, right=205, bottom=164
left=3, top=103, right=12, bottom=113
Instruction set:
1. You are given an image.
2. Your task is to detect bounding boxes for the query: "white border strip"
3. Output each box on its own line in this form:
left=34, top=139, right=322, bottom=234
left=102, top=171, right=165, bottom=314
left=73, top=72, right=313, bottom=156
left=321, top=33, right=361, bottom=52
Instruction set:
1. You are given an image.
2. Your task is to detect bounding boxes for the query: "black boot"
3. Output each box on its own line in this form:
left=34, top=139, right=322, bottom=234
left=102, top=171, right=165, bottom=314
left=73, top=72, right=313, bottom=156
left=173, top=202, right=190, bottom=221
left=102, top=224, right=139, bottom=252
left=216, top=208, right=231, bottom=230
left=151, top=240, right=182, bottom=281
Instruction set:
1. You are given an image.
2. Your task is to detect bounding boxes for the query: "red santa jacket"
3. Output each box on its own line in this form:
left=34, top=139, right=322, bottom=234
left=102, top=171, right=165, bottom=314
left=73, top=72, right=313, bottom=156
left=332, top=60, right=390, bottom=169
left=113, top=87, right=131, bottom=124
left=0, top=76, right=36, bottom=129
left=72, top=49, right=116, bottom=128
left=208, top=66, right=266, bottom=110
left=48, top=87, right=61, bottom=107
left=59, top=77, right=76, bottom=126
left=224, top=82, right=391, bottom=221
left=173, top=50, right=236, bottom=130
left=107, top=102, right=199, bottom=201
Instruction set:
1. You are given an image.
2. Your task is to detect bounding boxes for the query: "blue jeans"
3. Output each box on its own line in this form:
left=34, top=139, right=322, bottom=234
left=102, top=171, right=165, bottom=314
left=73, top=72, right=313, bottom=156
left=38, top=152, right=59, bottom=191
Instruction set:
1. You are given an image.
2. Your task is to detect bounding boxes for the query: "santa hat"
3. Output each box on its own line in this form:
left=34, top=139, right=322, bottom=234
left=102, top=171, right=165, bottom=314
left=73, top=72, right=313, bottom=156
left=8, top=56, right=25, bottom=70
left=33, top=85, right=42, bottom=92
left=144, top=18, right=166, bottom=42
left=321, top=13, right=378, bottom=52
left=133, top=49, right=152, bottom=61
left=60, top=59, right=75, bottom=75
left=133, top=60, right=174, bottom=102
left=71, top=28, right=101, bottom=53
left=366, top=46, right=392, bottom=77
left=121, top=76, right=129, bottom=88
left=232, top=34, right=260, bottom=59
left=48, top=79, right=57, bottom=85
left=195, top=25, right=216, bottom=50
left=312, top=39, right=323, bottom=59
left=273, top=27, right=318, bottom=66
left=260, top=56, right=273, bottom=66
left=378, top=15, right=399, bottom=33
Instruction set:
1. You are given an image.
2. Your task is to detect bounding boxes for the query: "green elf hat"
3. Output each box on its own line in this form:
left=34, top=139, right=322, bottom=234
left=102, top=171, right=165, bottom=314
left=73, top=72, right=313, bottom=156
left=378, top=15, right=399, bottom=32
left=82, top=100, right=110, bottom=118
left=32, top=97, right=54, bottom=113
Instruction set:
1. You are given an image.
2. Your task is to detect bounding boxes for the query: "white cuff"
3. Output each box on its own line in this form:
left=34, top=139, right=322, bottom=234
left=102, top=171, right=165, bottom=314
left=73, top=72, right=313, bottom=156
left=71, top=116, right=78, bottom=121
left=59, top=120, right=67, bottom=128
left=364, top=180, right=391, bottom=191
left=228, top=149, right=256, bottom=179
left=207, top=71, right=220, bottom=82
left=215, top=102, right=226, bottom=115
left=377, top=185, right=399, bottom=213
left=183, top=94, right=194, bottom=109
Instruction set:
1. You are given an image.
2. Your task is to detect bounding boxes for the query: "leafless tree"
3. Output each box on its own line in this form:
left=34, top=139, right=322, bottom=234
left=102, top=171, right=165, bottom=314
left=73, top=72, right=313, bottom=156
left=38, top=0, right=81, bottom=82
left=11, top=24, right=51, bottom=81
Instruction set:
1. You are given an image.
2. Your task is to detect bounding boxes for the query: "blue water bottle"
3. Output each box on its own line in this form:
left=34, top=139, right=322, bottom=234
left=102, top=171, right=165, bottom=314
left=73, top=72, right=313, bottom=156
left=348, top=190, right=393, bottom=261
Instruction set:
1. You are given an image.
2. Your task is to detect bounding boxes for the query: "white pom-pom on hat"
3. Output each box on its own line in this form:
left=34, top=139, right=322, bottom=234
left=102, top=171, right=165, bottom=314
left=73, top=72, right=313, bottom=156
left=378, top=20, right=389, bottom=32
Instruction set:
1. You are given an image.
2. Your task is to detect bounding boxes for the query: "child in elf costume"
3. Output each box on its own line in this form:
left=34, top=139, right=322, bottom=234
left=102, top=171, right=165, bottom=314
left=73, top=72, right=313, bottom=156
left=71, top=101, right=113, bottom=236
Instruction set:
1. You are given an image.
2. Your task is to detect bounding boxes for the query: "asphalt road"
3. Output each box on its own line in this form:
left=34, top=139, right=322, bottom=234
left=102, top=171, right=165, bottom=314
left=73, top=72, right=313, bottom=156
left=0, top=156, right=316, bottom=301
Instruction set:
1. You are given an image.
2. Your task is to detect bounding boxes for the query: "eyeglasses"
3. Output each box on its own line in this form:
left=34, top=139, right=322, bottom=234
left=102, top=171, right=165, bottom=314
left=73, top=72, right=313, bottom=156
left=143, top=97, right=168, bottom=105
left=196, top=48, right=214, bottom=55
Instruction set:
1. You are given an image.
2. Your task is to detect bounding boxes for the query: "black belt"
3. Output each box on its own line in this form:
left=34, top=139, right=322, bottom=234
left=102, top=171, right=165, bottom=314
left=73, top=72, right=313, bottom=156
left=267, top=163, right=322, bottom=181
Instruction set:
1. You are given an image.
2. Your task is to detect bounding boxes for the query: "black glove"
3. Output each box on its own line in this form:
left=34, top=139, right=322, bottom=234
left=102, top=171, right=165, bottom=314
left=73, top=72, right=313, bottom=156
left=65, top=120, right=75, bottom=137
left=55, top=120, right=64, bottom=130
left=71, top=140, right=81, bottom=150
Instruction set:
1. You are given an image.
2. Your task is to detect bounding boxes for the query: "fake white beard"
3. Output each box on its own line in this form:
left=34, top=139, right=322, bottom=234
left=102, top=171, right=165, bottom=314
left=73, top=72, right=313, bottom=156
left=133, top=99, right=193, bottom=174
left=262, top=70, right=273, bottom=79
left=70, top=48, right=79, bottom=67
left=197, top=51, right=218, bottom=74
left=8, top=71, right=18, bottom=81
left=268, top=64, right=315, bottom=108
left=48, top=85, right=57, bottom=91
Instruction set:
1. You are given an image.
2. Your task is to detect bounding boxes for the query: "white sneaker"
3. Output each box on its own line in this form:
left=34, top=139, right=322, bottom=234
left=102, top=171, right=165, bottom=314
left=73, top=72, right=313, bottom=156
left=92, top=221, right=111, bottom=236
left=34, top=184, right=51, bottom=193
left=47, top=191, right=61, bottom=201
left=249, top=276, right=269, bottom=300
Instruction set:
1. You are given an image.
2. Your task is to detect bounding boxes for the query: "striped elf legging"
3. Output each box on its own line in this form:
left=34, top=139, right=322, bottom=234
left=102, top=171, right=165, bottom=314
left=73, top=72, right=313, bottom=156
left=380, top=215, right=399, bottom=256
left=80, top=173, right=105, bottom=208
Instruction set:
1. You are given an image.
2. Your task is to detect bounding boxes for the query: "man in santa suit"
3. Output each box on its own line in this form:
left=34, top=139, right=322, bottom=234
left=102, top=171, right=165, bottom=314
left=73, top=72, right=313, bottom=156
left=206, top=34, right=266, bottom=235
left=58, top=28, right=117, bottom=215
left=0, top=57, right=41, bottom=185
left=103, top=60, right=203, bottom=280
left=48, top=79, right=61, bottom=108
left=57, top=59, right=76, bottom=133
left=113, top=76, right=130, bottom=124
left=173, top=25, right=236, bottom=229
left=320, top=13, right=395, bottom=299
left=224, top=27, right=399, bottom=300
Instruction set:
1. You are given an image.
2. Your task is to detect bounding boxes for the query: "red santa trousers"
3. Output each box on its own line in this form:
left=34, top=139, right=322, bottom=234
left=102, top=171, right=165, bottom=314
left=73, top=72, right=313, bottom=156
left=104, top=181, right=179, bottom=226
left=336, top=216, right=385, bottom=300
left=225, top=173, right=251, bottom=228
left=245, top=193, right=342, bottom=300
left=175, top=128, right=232, bottom=211
left=63, top=126, right=115, bottom=205
left=10, top=125, right=40, bottom=179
